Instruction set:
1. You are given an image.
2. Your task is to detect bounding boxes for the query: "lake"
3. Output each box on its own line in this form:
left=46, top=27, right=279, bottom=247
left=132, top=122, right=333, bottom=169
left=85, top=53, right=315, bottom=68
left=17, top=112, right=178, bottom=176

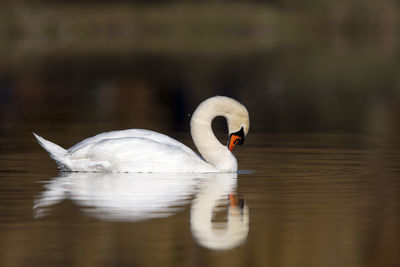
left=0, top=131, right=399, bottom=266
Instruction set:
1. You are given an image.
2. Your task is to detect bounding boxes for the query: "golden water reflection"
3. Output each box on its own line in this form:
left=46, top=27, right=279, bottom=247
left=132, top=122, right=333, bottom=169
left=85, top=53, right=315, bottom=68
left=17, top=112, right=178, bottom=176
left=34, top=172, right=249, bottom=250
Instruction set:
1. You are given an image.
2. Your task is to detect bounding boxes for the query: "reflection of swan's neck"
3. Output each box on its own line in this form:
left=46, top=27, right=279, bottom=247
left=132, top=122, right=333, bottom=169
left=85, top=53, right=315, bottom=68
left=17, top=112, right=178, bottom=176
left=190, top=176, right=249, bottom=250
left=190, top=98, right=237, bottom=172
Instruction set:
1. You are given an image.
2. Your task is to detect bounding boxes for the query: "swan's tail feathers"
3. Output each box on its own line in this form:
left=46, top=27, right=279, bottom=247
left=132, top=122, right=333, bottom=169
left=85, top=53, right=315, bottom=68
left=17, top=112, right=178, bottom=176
left=33, top=133, right=70, bottom=171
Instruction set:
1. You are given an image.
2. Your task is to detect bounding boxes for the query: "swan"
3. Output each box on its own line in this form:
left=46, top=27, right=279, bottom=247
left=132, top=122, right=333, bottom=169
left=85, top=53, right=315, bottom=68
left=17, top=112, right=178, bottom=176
left=33, top=96, right=250, bottom=172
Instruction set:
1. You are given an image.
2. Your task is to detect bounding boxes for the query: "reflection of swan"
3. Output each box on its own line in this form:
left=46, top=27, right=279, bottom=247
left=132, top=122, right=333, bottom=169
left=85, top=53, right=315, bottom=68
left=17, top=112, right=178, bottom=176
left=34, top=172, right=197, bottom=221
left=34, top=172, right=249, bottom=250
left=33, top=96, right=250, bottom=172
left=190, top=173, right=249, bottom=250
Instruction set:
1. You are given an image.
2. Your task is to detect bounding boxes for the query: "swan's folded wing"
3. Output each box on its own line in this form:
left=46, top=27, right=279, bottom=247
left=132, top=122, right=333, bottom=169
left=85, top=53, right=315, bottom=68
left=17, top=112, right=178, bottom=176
left=68, top=129, right=195, bottom=157
left=68, top=137, right=206, bottom=172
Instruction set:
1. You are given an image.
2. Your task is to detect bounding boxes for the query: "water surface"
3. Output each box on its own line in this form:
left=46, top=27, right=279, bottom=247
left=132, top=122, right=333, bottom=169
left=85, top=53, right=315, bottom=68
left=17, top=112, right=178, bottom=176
left=0, top=132, right=399, bottom=267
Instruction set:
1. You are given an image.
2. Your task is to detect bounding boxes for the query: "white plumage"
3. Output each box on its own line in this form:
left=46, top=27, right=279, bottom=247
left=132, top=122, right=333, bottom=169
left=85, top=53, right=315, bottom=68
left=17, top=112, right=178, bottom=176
left=34, top=96, right=250, bottom=173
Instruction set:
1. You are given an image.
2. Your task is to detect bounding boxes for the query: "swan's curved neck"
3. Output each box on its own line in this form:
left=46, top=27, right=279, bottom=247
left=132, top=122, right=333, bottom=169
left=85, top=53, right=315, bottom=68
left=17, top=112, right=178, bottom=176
left=190, top=100, right=237, bottom=172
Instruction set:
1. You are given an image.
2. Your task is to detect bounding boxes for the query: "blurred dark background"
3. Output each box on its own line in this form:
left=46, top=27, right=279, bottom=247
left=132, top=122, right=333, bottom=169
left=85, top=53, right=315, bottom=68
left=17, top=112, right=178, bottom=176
left=0, top=0, right=399, bottom=137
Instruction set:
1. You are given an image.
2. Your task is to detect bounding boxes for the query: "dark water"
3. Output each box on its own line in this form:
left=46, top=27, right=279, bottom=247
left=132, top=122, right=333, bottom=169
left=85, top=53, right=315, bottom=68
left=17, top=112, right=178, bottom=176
left=0, top=132, right=399, bottom=266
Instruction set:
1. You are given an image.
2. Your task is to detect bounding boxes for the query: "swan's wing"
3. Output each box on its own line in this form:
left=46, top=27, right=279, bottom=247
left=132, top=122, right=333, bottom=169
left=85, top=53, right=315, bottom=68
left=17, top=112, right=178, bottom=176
left=68, top=129, right=195, bottom=156
left=68, top=137, right=207, bottom=172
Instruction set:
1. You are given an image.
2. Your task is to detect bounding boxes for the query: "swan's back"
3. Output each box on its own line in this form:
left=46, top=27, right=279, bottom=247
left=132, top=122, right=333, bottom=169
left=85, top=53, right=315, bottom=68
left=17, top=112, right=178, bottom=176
left=67, top=129, right=194, bottom=156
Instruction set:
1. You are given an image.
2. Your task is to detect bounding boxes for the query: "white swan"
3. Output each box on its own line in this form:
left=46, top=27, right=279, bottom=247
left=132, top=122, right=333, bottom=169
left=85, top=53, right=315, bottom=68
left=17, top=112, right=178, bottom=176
left=33, top=96, right=250, bottom=173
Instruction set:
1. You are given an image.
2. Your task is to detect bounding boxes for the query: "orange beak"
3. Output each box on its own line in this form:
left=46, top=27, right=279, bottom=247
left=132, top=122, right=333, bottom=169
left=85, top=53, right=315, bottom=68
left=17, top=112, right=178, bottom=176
left=228, top=134, right=241, bottom=151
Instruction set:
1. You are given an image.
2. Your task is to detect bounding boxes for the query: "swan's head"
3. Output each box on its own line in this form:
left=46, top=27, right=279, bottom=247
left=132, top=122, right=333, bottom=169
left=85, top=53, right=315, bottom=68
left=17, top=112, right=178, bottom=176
left=190, top=95, right=250, bottom=155
left=225, top=99, right=250, bottom=151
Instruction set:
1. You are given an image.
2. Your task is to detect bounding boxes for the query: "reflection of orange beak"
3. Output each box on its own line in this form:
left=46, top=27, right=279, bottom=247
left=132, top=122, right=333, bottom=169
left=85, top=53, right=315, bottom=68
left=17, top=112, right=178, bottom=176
left=228, top=193, right=239, bottom=207
left=229, top=193, right=245, bottom=216
left=228, top=135, right=241, bottom=152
